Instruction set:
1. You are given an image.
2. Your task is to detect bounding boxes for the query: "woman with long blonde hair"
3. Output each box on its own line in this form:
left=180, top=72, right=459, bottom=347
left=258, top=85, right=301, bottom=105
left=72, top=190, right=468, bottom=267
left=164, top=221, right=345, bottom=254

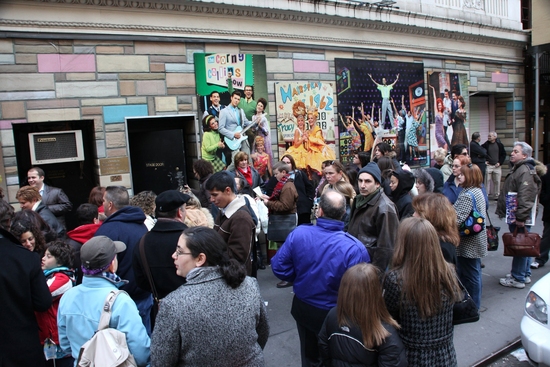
left=412, top=193, right=460, bottom=264
left=319, top=263, right=407, bottom=366
left=383, top=217, right=461, bottom=367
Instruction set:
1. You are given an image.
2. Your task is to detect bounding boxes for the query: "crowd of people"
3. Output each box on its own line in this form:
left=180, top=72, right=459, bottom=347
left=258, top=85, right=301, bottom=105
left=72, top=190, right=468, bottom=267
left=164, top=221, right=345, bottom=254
left=4, top=97, right=550, bottom=367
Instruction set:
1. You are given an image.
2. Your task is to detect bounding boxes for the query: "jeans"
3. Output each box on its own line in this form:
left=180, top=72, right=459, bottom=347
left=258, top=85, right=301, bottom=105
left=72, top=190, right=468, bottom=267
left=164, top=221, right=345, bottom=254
left=485, top=164, right=502, bottom=198
left=536, top=221, right=550, bottom=266
left=509, top=224, right=532, bottom=282
left=456, top=256, right=482, bottom=309
left=381, top=98, right=393, bottom=129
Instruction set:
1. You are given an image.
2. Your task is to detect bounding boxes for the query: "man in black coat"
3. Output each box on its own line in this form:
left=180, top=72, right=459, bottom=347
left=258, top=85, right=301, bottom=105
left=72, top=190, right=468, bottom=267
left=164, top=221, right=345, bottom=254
left=470, top=132, right=489, bottom=178
left=132, top=190, right=190, bottom=326
left=532, top=164, right=550, bottom=269
left=482, top=131, right=507, bottom=200
left=0, top=200, right=52, bottom=366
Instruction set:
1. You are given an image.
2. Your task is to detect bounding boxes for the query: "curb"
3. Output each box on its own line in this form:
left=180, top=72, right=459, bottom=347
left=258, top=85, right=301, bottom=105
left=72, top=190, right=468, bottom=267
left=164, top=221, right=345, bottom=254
left=470, top=338, right=522, bottom=366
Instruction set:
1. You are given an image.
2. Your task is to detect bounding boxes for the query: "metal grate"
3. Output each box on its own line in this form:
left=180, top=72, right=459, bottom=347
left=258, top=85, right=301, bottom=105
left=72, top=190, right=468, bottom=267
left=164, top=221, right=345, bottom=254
left=32, top=132, right=78, bottom=161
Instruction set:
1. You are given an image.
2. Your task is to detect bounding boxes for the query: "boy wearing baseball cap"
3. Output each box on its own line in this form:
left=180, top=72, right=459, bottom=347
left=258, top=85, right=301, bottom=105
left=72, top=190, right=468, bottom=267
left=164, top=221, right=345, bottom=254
left=57, top=236, right=150, bottom=366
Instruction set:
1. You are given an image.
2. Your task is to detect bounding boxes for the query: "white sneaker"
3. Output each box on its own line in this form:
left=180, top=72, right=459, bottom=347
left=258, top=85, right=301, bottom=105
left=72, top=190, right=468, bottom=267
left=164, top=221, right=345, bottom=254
left=500, top=276, right=526, bottom=289
left=505, top=274, right=531, bottom=284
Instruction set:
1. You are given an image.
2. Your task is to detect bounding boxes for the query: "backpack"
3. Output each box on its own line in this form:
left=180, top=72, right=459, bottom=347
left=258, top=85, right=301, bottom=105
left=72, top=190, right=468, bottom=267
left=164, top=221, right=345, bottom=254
left=76, top=290, right=137, bottom=367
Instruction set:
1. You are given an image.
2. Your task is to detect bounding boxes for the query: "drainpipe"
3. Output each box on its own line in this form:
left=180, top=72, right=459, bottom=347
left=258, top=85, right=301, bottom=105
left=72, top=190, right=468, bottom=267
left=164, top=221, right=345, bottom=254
left=535, top=51, right=540, bottom=160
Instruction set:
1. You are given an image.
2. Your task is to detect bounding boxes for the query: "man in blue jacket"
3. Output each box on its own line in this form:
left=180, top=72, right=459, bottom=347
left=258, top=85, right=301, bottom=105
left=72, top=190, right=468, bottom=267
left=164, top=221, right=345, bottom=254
left=94, top=186, right=152, bottom=334
left=271, top=190, right=370, bottom=367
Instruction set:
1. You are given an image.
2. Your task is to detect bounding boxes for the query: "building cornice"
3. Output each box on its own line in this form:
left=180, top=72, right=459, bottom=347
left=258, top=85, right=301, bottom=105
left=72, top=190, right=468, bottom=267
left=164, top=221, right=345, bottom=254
left=0, top=0, right=527, bottom=63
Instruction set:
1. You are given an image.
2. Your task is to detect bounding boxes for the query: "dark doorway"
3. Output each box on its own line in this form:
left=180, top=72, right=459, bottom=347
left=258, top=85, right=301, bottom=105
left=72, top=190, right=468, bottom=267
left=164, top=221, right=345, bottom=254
left=126, top=115, right=198, bottom=195
left=12, top=119, right=97, bottom=231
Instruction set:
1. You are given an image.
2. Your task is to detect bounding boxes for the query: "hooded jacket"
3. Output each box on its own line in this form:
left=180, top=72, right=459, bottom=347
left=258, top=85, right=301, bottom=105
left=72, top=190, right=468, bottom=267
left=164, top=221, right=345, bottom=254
left=496, top=158, right=546, bottom=222
left=94, top=206, right=149, bottom=300
left=426, top=168, right=444, bottom=193
left=66, top=223, right=100, bottom=284
left=390, top=169, right=415, bottom=220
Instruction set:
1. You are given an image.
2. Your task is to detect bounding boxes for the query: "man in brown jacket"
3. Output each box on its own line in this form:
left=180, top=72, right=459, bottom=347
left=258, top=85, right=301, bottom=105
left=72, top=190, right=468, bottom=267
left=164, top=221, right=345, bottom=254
left=206, top=171, right=256, bottom=275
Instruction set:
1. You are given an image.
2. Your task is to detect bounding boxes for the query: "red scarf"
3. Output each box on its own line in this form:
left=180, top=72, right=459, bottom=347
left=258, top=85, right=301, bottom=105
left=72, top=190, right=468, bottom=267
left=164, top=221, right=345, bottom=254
left=237, top=167, right=253, bottom=186
left=270, top=173, right=291, bottom=201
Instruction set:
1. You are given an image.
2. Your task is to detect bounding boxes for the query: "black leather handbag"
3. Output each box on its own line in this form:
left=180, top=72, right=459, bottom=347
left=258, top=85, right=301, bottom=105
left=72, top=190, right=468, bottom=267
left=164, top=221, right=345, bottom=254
left=453, top=278, right=480, bottom=325
left=267, top=214, right=297, bottom=242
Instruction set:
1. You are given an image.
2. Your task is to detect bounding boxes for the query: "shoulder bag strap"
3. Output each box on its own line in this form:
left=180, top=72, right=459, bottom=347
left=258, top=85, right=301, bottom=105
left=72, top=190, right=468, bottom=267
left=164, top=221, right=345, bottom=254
left=468, top=191, right=480, bottom=213
left=139, top=235, right=160, bottom=303
left=97, top=290, right=123, bottom=330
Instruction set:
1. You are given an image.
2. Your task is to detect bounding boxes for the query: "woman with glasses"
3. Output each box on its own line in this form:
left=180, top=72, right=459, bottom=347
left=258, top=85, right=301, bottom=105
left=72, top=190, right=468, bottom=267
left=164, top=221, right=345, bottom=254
left=453, top=163, right=487, bottom=309
left=151, top=226, right=269, bottom=367
left=443, top=155, right=471, bottom=205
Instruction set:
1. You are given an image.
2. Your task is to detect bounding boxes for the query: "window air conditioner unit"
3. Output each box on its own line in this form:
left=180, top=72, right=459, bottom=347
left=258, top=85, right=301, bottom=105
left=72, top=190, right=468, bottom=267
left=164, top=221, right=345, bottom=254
left=28, top=130, right=85, bottom=165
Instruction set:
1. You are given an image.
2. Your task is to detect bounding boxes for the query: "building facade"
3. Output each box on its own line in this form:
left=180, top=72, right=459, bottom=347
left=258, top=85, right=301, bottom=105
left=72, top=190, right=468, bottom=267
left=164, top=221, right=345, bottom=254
left=0, top=0, right=528, bottom=215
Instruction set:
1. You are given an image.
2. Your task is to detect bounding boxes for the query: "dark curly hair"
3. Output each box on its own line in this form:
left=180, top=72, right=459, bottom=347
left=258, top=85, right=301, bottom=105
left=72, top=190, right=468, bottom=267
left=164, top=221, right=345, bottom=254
left=46, top=240, right=74, bottom=268
left=10, top=218, right=46, bottom=255
left=193, top=159, right=214, bottom=179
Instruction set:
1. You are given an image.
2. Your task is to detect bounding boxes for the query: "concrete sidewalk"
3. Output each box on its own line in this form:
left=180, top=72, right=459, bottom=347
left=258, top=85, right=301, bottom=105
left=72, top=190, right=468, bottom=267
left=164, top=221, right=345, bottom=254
left=257, top=200, right=549, bottom=367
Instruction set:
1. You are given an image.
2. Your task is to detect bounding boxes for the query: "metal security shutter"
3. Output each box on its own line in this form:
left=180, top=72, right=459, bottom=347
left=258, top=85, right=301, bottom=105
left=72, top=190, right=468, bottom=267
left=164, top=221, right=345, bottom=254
left=469, top=96, right=490, bottom=142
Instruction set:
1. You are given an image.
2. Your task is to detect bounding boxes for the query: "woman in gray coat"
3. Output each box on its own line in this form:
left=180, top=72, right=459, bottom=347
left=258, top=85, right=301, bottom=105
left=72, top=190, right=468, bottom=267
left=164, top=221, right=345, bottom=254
left=151, top=226, right=269, bottom=367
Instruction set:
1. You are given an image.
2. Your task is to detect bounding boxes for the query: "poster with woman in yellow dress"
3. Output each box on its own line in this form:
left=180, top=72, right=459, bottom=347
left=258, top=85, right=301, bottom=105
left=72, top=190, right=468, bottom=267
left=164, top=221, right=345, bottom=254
left=275, top=82, right=336, bottom=172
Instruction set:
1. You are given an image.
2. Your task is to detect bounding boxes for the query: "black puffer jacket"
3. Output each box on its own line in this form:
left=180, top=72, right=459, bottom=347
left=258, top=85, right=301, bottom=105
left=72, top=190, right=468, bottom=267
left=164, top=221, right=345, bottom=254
left=390, top=169, right=415, bottom=220
left=319, top=307, right=408, bottom=367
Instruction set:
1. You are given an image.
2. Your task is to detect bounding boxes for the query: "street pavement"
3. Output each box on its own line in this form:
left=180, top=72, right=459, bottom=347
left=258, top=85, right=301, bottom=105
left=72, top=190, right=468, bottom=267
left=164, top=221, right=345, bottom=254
left=256, top=200, right=550, bottom=367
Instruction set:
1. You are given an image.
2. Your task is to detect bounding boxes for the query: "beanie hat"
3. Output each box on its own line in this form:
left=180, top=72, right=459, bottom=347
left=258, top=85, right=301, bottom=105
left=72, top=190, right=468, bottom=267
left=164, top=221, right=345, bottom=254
left=358, top=162, right=382, bottom=184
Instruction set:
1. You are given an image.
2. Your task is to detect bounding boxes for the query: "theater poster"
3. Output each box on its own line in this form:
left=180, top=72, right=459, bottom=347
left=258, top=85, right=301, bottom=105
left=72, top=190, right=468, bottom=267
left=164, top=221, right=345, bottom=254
left=427, top=72, right=470, bottom=160
left=194, top=53, right=268, bottom=116
left=335, top=59, right=427, bottom=166
left=274, top=81, right=336, bottom=173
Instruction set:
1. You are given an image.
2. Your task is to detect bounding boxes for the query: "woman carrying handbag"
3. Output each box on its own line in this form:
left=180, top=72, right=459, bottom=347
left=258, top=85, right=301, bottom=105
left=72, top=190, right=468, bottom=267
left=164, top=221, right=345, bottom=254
left=261, top=161, right=298, bottom=288
left=453, top=163, right=486, bottom=309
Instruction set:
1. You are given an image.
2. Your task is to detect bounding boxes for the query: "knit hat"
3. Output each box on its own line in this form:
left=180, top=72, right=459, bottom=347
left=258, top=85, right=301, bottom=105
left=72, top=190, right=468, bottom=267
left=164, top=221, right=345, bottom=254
left=358, top=162, right=382, bottom=184
left=81, top=236, right=126, bottom=274
left=156, top=190, right=191, bottom=213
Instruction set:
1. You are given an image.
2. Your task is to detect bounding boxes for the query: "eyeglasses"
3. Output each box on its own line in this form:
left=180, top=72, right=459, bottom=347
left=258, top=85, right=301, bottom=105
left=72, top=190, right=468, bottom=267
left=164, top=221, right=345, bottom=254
left=461, top=152, right=469, bottom=156
left=174, top=248, right=193, bottom=257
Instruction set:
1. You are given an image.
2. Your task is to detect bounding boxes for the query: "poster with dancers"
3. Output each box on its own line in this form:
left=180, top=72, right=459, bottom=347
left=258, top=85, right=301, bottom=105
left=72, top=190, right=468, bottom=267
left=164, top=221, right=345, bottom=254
left=274, top=81, right=336, bottom=173
left=335, top=59, right=427, bottom=166
left=427, top=72, right=470, bottom=160
left=193, top=53, right=271, bottom=177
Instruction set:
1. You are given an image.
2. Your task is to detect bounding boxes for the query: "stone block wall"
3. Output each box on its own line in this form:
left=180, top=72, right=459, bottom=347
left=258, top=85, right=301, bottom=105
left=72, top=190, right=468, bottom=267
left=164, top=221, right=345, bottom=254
left=0, top=38, right=525, bottom=204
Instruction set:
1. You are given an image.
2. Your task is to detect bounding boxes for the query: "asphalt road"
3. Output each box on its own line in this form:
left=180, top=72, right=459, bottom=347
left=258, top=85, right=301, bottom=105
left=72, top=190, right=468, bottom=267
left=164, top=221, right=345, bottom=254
left=256, top=200, right=550, bottom=367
